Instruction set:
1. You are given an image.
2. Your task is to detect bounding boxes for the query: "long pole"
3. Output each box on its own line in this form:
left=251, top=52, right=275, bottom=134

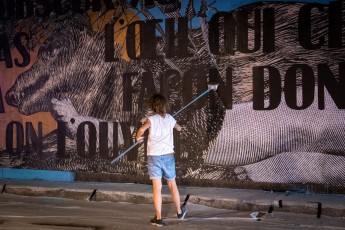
left=109, top=88, right=211, bottom=165
left=172, top=89, right=210, bottom=117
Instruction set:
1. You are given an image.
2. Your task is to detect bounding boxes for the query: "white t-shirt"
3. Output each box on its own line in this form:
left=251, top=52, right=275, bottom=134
left=147, top=114, right=176, bottom=156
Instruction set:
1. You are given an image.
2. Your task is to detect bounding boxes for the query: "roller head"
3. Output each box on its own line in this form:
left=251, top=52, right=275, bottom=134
left=208, top=82, right=219, bottom=91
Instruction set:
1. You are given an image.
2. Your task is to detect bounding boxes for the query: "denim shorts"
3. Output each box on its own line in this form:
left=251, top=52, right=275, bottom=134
left=147, top=153, right=176, bottom=180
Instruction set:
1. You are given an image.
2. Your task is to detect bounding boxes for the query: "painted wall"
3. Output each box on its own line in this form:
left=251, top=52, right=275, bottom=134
left=0, top=0, right=344, bottom=188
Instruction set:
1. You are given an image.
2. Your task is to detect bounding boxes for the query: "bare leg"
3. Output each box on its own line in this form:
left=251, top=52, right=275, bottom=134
left=152, top=179, right=163, bottom=219
left=167, top=178, right=182, bottom=214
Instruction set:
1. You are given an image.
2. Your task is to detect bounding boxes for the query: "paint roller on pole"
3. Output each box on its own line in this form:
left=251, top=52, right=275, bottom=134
left=109, top=82, right=219, bottom=165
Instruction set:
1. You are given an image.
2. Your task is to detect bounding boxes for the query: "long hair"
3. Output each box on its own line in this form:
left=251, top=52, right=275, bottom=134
left=148, top=94, right=169, bottom=116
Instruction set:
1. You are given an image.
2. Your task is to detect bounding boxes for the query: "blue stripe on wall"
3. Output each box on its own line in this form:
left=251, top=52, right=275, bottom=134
left=0, top=168, right=74, bottom=182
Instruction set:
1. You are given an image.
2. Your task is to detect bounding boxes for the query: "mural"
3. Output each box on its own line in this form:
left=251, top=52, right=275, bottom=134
left=0, top=0, right=344, bottom=188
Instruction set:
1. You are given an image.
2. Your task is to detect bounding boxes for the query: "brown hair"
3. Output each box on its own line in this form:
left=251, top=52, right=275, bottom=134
left=148, top=94, right=169, bottom=116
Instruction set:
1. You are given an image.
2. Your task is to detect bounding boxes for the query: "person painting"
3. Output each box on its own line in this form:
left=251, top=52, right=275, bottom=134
left=136, top=94, right=187, bottom=227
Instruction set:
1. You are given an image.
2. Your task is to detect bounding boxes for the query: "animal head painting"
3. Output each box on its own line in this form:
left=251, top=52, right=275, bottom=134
left=3, top=5, right=225, bottom=175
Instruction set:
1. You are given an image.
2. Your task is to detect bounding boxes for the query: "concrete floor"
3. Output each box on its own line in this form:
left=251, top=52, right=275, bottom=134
left=0, top=193, right=344, bottom=230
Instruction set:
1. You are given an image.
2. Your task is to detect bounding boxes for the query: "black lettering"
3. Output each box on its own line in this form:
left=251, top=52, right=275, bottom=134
left=262, top=8, right=275, bottom=53
left=224, top=13, right=236, bottom=55
left=160, top=69, right=184, bottom=116
left=183, top=68, right=208, bottom=117
left=77, top=121, right=97, bottom=158
left=160, top=69, right=170, bottom=99
left=142, top=19, right=162, bottom=59
left=208, top=11, right=222, bottom=55
left=0, top=33, right=13, bottom=68
left=112, top=122, right=119, bottom=157
left=123, top=73, right=135, bottom=112
left=177, top=17, right=190, bottom=57
left=124, top=19, right=162, bottom=60
left=126, top=20, right=145, bottom=60
left=253, top=66, right=281, bottom=110
left=318, top=62, right=345, bottom=109
left=99, top=122, right=109, bottom=159
left=105, top=23, right=119, bottom=62
left=165, top=17, right=190, bottom=57
left=13, top=32, right=30, bottom=67
left=328, top=0, right=342, bottom=48
left=209, top=67, right=233, bottom=109
left=165, top=18, right=175, bottom=57
left=25, top=122, right=42, bottom=156
left=285, top=64, right=314, bottom=110
left=208, top=12, right=235, bottom=55
left=298, top=3, right=325, bottom=50
left=160, top=69, right=181, bottom=106
left=237, top=9, right=261, bottom=53
left=57, top=121, right=66, bottom=157
left=6, top=121, right=24, bottom=155
left=139, top=71, right=156, bottom=112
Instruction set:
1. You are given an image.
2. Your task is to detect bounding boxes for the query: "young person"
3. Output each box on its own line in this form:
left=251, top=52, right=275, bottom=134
left=136, top=94, right=187, bottom=227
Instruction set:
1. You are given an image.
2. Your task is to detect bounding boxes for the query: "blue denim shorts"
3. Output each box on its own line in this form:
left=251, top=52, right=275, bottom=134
left=147, top=153, right=176, bottom=180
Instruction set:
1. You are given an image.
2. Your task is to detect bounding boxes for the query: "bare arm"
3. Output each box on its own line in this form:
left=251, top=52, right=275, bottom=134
left=136, top=119, right=151, bottom=142
left=174, top=123, right=182, bottom=131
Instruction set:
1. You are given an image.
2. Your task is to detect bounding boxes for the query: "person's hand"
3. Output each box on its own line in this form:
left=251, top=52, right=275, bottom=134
left=175, top=124, right=186, bottom=132
left=136, top=136, right=144, bottom=143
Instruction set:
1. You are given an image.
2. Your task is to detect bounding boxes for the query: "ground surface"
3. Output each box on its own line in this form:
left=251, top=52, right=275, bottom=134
left=0, top=193, right=344, bottom=229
